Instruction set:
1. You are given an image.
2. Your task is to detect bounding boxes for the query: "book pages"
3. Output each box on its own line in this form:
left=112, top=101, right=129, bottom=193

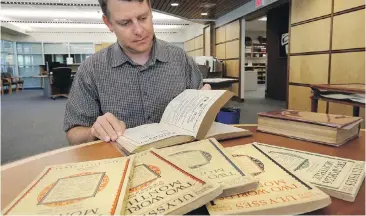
left=124, top=149, right=222, bottom=215
left=2, top=157, right=135, bottom=215
left=118, top=123, right=190, bottom=146
left=204, top=122, right=251, bottom=139
left=157, top=138, right=258, bottom=197
left=160, top=90, right=226, bottom=137
left=206, top=144, right=331, bottom=215
left=254, top=143, right=365, bottom=202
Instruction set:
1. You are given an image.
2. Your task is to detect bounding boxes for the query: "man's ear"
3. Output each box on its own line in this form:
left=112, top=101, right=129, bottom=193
left=102, top=15, right=114, bottom=32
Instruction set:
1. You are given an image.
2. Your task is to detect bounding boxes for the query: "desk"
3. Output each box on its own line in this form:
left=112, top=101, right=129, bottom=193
left=310, top=84, right=365, bottom=116
left=1, top=126, right=364, bottom=215
left=203, top=78, right=239, bottom=90
left=31, top=75, right=51, bottom=97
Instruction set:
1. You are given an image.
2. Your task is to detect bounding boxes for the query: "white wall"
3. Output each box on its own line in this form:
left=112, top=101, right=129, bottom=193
left=1, top=31, right=18, bottom=41
left=184, top=23, right=206, bottom=41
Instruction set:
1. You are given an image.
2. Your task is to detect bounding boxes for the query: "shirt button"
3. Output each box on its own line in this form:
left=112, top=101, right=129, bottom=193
left=147, top=116, right=151, bottom=120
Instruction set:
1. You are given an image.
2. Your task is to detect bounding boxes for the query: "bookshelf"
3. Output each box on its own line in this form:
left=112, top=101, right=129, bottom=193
left=245, top=42, right=267, bottom=84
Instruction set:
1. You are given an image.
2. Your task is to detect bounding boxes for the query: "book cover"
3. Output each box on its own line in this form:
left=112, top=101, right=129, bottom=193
left=206, top=144, right=331, bottom=215
left=124, top=148, right=223, bottom=215
left=258, top=110, right=362, bottom=129
left=2, top=157, right=135, bottom=215
left=253, top=142, right=365, bottom=202
left=157, top=138, right=258, bottom=197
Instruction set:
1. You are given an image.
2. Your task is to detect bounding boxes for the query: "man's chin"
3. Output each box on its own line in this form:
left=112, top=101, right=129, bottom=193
left=128, top=45, right=151, bottom=54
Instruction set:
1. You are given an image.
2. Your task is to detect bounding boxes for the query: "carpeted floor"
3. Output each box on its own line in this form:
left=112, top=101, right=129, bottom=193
left=1, top=87, right=285, bottom=164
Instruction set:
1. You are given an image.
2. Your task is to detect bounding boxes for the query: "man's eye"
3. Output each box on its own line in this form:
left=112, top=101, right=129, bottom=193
left=120, top=21, right=130, bottom=26
left=139, top=17, right=147, bottom=21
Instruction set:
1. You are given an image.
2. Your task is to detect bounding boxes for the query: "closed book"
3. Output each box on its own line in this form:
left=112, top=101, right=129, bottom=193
left=157, top=138, right=258, bottom=197
left=206, top=144, right=331, bottom=215
left=253, top=142, right=365, bottom=202
left=2, top=157, right=135, bottom=215
left=124, top=148, right=223, bottom=215
left=257, top=110, right=362, bottom=146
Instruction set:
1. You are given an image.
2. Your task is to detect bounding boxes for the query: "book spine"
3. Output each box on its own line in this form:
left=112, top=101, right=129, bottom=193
left=209, top=139, right=246, bottom=176
left=252, top=144, right=313, bottom=190
left=150, top=151, right=206, bottom=184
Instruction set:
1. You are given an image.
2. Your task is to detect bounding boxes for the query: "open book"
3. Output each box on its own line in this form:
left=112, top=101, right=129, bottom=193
left=116, top=90, right=252, bottom=154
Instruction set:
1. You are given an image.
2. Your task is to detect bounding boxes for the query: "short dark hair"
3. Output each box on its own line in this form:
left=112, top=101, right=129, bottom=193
left=98, top=0, right=151, bottom=17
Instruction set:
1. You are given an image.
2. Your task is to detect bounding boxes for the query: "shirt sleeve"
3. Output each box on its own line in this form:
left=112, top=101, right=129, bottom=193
left=63, top=59, right=101, bottom=132
left=185, top=54, right=203, bottom=89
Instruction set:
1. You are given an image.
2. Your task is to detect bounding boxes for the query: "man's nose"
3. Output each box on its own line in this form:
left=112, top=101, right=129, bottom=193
left=132, top=22, right=143, bottom=36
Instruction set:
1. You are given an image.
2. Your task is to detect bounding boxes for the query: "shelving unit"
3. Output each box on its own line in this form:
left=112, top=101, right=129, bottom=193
left=245, top=42, right=267, bottom=84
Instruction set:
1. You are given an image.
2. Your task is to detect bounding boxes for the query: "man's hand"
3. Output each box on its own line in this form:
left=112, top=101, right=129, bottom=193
left=90, top=112, right=126, bottom=142
left=201, top=84, right=211, bottom=90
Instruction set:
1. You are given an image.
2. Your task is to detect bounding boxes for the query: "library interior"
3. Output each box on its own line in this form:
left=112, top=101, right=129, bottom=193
left=1, top=0, right=365, bottom=215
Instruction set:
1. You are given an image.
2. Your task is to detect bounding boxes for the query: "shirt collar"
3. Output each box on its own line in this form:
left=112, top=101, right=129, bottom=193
left=111, top=37, right=169, bottom=68
left=111, top=42, right=130, bottom=68
left=152, top=38, right=169, bottom=63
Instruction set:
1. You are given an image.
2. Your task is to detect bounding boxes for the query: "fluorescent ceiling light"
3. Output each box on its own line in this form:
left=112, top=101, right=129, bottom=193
left=11, top=23, right=183, bottom=30
left=171, top=3, right=179, bottom=6
left=0, top=9, right=180, bottom=21
left=151, top=12, right=179, bottom=20
left=1, top=9, right=99, bottom=19
left=154, top=24, right=181, bottom=29
left=258, top=17, right=267, bottom=21
left=201, top=13, right=208, bottom=16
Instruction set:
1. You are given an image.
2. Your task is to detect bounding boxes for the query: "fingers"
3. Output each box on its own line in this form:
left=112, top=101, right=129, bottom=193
left=91, top=113, right=126, bottom=142
left=201, top=84, right=211, bottom=90
left=105, top=113, right=126, bottom=136
left=92, top=122, right=110, bottom=142
left=97, top=115, right=118, bottom=141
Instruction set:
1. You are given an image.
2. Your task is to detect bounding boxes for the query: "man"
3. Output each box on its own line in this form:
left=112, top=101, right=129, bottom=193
left=64, top=0, right=210, bottom=145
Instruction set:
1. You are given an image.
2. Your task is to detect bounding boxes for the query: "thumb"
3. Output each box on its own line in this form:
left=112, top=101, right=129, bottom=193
left=201, top=84, right=211, bottom=90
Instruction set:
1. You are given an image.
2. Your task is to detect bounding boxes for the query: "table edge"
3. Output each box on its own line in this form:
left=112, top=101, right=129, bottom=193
left=1, top=125, right=364, bottom=170
left=1, top=140, right=103, bottom=171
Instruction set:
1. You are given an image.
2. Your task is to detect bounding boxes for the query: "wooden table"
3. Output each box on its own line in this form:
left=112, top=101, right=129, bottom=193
left=310, top=84, right=365, bottom=116
left=203, top=78, right=239, bottom=90
left=1, top=125, right=365, bottom=215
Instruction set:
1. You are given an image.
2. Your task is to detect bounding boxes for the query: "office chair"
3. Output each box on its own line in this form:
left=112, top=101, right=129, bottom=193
left=51, top=67, right=72, bottom=99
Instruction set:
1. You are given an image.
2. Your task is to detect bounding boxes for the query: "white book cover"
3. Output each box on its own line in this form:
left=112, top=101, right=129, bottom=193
left=253, top=142, right=365, bottom=202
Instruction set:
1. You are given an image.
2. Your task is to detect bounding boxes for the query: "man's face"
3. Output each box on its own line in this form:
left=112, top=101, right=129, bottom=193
left=103, top=0, right=154, bottom=54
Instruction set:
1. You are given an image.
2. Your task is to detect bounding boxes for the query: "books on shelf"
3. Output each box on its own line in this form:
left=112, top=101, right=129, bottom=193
left=253, top=142, right=365, bottom=202
left=156, top=138, right=258, bottom=198
left=125, top=148, right=223, bottom=215
left=116, top=90, right=252, bottom=154
left=2, top=157, right=135, bottom=215
left=206, top=144, right=331, bottom=215
left=257, top=110, right=363, bottom=146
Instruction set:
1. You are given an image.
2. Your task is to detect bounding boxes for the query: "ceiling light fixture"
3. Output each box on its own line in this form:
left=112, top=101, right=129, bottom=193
left=201, top=12, right=208, bottom=16
left=171, top=3, right=179, bottom=6
left=258, top=17, right=267, bottom=21
left=0, top=9, right=180, bottom=21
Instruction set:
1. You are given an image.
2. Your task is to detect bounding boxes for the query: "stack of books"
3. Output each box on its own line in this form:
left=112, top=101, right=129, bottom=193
left=9, top=138, right=362, bottom=215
